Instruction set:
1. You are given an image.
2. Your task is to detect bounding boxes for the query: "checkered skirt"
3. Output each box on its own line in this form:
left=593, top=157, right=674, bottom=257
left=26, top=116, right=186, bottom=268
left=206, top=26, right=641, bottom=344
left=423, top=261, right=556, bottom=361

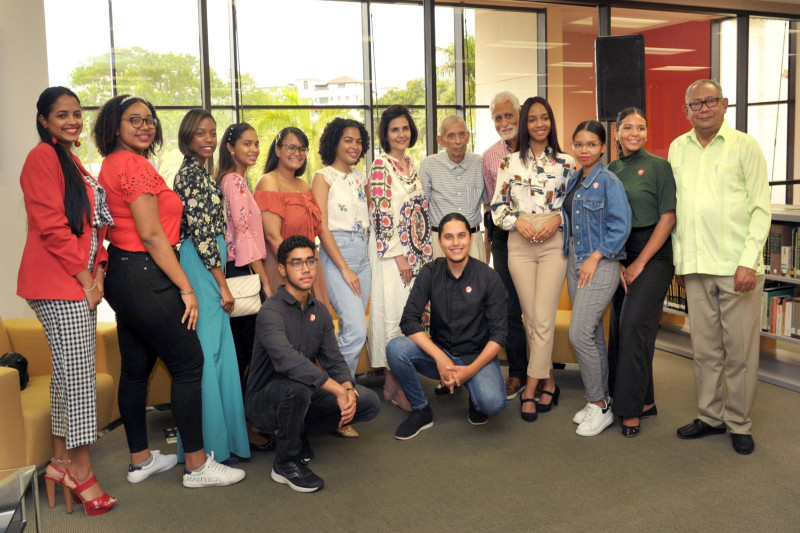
left=27, top=298, right=98, bottom=449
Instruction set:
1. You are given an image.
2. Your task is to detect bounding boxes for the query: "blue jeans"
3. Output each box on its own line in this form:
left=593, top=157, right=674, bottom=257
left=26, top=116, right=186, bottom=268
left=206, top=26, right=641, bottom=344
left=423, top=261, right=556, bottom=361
left=386, top=336, right=507, bottom=415
left=320, top=231, right=371, bottom=376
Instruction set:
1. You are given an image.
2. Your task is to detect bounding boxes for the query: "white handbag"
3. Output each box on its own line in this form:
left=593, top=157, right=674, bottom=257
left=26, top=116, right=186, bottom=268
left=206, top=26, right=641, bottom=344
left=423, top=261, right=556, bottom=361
left=227, top=270, right=262, bottom=317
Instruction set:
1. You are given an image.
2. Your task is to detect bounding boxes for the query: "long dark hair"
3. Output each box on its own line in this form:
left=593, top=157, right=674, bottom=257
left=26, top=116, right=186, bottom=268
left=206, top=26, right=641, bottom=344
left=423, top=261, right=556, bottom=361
left=36, top=87, right=90, bottom=236
left=614, top=107, right=647, bottom=156
left=93, top=95, right=163, bottom=159
left=517, top=96, right=562, bottom=166
left=264, top=127, right=309, bottom=177
left=216, top=122, right=255, bottom=183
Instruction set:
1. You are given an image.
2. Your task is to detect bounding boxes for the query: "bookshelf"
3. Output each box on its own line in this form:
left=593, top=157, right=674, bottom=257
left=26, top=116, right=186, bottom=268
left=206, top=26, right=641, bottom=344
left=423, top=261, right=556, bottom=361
left=656, top=204, right=800, bottom=392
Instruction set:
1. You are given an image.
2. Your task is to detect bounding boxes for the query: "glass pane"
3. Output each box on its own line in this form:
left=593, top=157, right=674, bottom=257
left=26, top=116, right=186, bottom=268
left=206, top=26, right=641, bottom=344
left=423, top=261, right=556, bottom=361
left=208, top=0, right=233, bottom=106
left=748, top=18, right=790, bottom=104
left=152, top=109, right=193, bottom=188
left=435, top=7, right=456, bottom=105
left=611, top=8, right=718, bottom=159
left=243, top=108, right=366, bottom=186
left=111, top=0, right=202, bottom=106
left=372, top=107, right=428, bottom=163
left=467, top=107, right=494, bottom=155
left=237, top=1, right=364, bottom=106
left=748, top=104, right=788, bottom=194
left=44, top=0, right=112, bottom=107
left=725, top=105, right=737, bottom=130
left=75, top=110, right=102, bottom=175
left=719, top=18, right=737, bottom=103
left=210, top=108, right=235, bottom=179
left=372, top=3, right=425, bottom=105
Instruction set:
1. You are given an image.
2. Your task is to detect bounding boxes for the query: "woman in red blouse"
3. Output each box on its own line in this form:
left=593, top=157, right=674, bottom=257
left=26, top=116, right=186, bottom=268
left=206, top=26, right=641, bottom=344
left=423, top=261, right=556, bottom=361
left=96, top=95, right=244, bottom=488
left=254, top=127, right=329, bottom=306
left=19, top=86, right=115, bottom=516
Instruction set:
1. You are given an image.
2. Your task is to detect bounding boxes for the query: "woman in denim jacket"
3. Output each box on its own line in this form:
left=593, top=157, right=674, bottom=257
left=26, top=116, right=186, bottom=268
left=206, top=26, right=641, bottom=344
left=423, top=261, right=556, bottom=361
left=561, top=120, right=631, bottom=437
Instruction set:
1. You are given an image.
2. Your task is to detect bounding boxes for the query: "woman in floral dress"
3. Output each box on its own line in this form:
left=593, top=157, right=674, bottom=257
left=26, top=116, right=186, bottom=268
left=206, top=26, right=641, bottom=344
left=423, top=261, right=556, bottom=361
left=368, top=105, right=432, bottom=410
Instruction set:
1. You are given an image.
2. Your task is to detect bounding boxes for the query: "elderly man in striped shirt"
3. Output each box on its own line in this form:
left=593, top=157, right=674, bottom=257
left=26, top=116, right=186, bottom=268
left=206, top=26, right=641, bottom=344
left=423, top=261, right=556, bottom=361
left=420, top=115, right=488, bottom=262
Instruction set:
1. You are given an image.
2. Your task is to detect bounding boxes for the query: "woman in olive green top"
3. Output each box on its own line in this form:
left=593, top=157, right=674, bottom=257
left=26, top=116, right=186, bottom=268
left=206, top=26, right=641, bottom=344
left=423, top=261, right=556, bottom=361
left=607, top=107, right=677, bottom=437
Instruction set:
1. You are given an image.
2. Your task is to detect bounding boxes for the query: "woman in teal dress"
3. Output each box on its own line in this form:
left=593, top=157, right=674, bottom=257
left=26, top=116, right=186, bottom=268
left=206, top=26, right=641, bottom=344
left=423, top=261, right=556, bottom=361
left=173, top=109, right=249, bottom=463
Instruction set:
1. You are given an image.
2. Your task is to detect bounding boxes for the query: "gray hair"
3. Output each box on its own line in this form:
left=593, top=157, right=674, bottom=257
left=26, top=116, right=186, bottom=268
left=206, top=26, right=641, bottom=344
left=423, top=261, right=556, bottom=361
left=685, top=79, right=723, bottom=103
left=489, top=91, right=521, bottom=116
left=438, top=114, right=467, bottom=137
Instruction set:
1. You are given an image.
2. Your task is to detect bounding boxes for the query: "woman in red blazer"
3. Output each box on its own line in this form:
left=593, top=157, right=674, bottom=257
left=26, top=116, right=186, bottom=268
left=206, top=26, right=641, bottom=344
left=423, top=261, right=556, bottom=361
left=17, top=87, right=116, bottom=516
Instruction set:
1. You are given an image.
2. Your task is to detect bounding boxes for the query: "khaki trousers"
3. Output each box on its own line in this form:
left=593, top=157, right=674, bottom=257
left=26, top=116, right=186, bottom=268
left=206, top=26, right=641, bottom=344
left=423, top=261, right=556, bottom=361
left=684, top=273, right=764, bottom=434
left=431, top=229, right=486, bottom=262
left=507, top=213, right=567, bottom=379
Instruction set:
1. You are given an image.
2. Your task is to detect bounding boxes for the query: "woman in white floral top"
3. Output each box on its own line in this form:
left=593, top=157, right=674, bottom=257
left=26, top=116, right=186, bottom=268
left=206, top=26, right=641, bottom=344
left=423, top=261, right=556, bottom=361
left=368, top=105, right=432, bottom=410
left=490, top=96, right=575, bottom=423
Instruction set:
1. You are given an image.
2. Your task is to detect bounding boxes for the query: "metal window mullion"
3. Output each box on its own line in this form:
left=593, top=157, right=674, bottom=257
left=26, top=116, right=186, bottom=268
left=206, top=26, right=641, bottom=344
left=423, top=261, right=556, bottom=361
left=736, top=14, right=749, bottom=133
left=598, top=4, right=611, bottom=166
left=361, top=1, right=374, bottom=166
left=710, top=19, right=721, bottom=82
left=423, top=0, right=437, bottom=154
left=787, top=19, right=796, bottom=200
left=198, top=0, right=212, bottom=111
left=454, top=5, right=465, bottom=116
left=108, top=0, right=117, bottom=97
left=229, top=0, right=242, bottom=122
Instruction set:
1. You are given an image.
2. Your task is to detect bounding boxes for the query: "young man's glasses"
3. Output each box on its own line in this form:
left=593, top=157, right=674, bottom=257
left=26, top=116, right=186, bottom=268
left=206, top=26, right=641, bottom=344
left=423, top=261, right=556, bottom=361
left=287, top=258, right=318, bottom=270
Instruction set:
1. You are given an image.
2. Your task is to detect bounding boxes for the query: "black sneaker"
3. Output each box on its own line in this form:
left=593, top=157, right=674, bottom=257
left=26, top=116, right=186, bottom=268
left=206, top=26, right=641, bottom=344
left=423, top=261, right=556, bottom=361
left=271, top=458, right=324, bottom=493
left=468, top=399, right=489, bottom=425
left=395, top=405, right=434, bottom=440
left=300, top=434, right=314, bottom=464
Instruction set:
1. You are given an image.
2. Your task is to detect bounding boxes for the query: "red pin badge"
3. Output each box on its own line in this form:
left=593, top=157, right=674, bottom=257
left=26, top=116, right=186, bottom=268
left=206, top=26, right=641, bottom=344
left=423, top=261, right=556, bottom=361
left=638, top=169, right=645, bottom=176
left=593, top=182, right=599, bottom=189
left=466, top=286, right=473, bottom=293
left=310, top=314, right=316, bottom=322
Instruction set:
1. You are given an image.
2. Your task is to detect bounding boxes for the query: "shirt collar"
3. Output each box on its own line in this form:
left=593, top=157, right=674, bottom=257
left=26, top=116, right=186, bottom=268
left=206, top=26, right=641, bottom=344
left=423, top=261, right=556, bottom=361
left=687, top=119, right=730, bottom=146
left=183, top=155, right=203, bottom=169
left=439, top=149, right=467, bottom=170
left=444, top=256, right=474, bottom=280
left=579, top=161, right=606, bottom=188
left=276, top=285, right=316, bottom=309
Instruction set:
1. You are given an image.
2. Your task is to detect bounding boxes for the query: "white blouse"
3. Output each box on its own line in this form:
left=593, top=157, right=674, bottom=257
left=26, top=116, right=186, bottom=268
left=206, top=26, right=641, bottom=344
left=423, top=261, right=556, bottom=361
left=318, top=165, right=369, bottom=232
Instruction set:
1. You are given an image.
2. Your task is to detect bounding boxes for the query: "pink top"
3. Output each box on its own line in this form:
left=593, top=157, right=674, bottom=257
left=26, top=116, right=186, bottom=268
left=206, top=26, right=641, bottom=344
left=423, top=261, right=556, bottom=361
left=220, top=173, right=267, bottom=267
left=254, top=190, right=321, bottom=241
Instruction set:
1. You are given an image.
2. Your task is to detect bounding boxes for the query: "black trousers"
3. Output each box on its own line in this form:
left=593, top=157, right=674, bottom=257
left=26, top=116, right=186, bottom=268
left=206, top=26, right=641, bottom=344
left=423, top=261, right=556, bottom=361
left=226, top=261, right=264, bottom=398
left=608, top=227, right=674, bottom=418
left=105, top=245, right=205, bottom=454
left=491, top=224, right=529, bottom=380
left=246, top=377, right=381, bottom=462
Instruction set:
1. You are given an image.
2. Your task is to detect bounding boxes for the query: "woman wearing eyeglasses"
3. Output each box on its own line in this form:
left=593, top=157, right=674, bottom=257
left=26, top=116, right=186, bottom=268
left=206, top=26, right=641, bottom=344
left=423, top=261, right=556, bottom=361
left=490, top=96, right=575, bottom=423
left=563, top=120, right=631, bottom=438
left=97, top=95, right=245, bottom=488
left=172, top=109, right=249, bottom=464
left=606, top=107, right=676, bottom=437
left=254, top=127, right=329, bottom=306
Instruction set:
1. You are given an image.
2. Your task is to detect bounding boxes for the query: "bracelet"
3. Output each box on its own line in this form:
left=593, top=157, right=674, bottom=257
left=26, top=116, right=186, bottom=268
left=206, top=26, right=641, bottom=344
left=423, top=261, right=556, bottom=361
left=179, top=287, right=194, bottom=295
left=345, top=387, right=359, bottom=399
left=82, top=282, right=97, bottom=293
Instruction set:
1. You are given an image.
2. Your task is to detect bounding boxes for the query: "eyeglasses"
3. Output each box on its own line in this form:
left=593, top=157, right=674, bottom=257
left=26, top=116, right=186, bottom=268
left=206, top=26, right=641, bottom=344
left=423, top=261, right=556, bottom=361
left=124, top=117, right=158, bottom=129
left=281, top=143, right=309, bottom=155
left=686, top=97, right=722, bottom=111
left=572, top=141, right=600, bottom=150
left=287, top=258, right=318, bottom=270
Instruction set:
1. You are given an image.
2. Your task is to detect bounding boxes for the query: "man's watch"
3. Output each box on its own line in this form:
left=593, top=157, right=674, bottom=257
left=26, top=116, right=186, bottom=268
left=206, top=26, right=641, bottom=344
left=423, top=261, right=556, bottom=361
left=345, top=387, right=359, bottom=399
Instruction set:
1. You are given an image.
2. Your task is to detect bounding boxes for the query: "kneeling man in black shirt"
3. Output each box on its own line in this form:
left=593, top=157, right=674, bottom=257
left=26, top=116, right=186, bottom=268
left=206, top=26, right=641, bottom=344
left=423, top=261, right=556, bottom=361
left=245, top=236, right=380, bottom=493
left=387, top=213, right=508, bottom=440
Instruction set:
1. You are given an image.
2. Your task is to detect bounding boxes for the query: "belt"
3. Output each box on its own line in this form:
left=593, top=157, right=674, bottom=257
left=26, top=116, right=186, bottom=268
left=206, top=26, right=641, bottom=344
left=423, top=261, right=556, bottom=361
left=432, top=225, right=479, bottom=234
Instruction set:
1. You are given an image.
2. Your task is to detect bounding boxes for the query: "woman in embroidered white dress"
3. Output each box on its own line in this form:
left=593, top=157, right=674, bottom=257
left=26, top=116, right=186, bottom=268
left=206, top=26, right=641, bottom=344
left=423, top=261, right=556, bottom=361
left=490, top=96, right=575, bottom=423
left=368, top=105, right=432, bottom=410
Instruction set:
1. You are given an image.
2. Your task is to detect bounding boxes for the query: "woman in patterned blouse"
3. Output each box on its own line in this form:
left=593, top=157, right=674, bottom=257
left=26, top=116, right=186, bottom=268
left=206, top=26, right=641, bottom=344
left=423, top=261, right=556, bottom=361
left=490, top=96, right=575, bottom=423
left=311, top=118, right=371, bottom=437
left=173, top=109, right=249, bottom=464
left=368, top=105, right=433, bottom=410
left=216, top=121, right=274, bottom=451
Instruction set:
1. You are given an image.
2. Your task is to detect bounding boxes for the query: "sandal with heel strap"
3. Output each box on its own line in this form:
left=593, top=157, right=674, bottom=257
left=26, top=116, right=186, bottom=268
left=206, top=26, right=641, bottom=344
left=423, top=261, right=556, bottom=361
left=71, top=474, right=116, bottom=516
left=44, top=459, right=75, bottom=514
left=536, top=384, right=560, bottom=413
left=520, top=397, right=538, bottom=423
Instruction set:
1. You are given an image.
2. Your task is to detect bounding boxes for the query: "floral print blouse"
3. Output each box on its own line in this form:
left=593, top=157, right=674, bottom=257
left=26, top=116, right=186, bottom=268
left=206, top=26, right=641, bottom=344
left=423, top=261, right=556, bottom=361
left=369, top=152, right=432, bottom=277
left=173, top=156, right=225, bottom=269
left=490, top=146, right=575, bottom=231
left=220, top=172, right=267, bottom=267
left=318, top=165, right=369, bottom=232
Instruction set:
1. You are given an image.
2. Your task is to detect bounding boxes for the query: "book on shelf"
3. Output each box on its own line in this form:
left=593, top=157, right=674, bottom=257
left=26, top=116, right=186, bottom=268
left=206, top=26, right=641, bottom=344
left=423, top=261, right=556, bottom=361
left=764, top=222, right=800, bottom=278
left=664, top=276, right=688, bottom=313
left=762, top=283, right=796, bottom=333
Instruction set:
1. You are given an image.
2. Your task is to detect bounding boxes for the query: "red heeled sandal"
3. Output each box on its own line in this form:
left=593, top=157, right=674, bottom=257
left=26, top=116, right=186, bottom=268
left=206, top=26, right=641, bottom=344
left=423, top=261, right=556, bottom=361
left=44, top=459, right=75, bottom=514
left=71, top=474, right=116, bottom=516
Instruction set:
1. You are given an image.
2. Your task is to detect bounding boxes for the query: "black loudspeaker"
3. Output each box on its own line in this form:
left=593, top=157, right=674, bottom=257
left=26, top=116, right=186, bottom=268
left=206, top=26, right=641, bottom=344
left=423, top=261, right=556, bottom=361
left=595, top=34, right=646, bottom=122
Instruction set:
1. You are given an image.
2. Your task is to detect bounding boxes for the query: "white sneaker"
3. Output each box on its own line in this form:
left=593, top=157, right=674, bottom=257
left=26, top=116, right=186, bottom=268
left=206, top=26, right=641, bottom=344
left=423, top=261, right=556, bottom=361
left=127, top=450, right=178, bottom=483
left=573, top=402, right=593, bottom=425
left=576, top=402, right=614, bottom=437
left=182, top=452, right=246, bottom=488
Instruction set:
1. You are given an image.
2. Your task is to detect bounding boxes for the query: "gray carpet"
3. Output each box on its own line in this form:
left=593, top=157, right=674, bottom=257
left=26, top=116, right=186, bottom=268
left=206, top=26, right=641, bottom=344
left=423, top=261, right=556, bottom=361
left=39, top=350, right=800, bottom=532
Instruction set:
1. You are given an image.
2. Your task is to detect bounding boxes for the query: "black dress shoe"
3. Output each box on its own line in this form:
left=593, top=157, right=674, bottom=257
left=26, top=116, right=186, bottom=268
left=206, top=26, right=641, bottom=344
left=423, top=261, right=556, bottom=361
left=520, top=397, right=537, bottom=423
left=731, top=433, right=755, bottom=454
left=250, top=437, right=276, bottom=452
left=677, top=418, right=727, bottom=439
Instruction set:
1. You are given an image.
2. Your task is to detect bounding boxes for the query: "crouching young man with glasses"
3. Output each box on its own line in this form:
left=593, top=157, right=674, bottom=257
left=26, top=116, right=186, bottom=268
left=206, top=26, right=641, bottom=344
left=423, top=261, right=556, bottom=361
left=244, top=235, right=381, bottom=492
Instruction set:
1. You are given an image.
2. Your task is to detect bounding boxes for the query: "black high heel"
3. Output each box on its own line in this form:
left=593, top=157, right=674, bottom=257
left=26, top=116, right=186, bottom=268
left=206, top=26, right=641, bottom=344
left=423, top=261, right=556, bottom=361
left=520, top=397, right=538, bottom=422
left=536, top=384, right=560, bottom=413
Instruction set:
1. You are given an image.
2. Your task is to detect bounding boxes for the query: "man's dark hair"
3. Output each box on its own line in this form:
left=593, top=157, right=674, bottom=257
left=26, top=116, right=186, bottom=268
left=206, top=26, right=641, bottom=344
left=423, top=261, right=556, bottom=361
left=277, top=235, right=315, bottom=265
left=438, top=212, right=470, bottom=235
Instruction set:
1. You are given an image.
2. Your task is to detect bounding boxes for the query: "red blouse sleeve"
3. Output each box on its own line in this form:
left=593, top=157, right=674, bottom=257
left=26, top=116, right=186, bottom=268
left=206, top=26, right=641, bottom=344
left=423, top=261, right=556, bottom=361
left=118, top=153, right=167, bottom=204
left=254, top=190, right=286, bottom=219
